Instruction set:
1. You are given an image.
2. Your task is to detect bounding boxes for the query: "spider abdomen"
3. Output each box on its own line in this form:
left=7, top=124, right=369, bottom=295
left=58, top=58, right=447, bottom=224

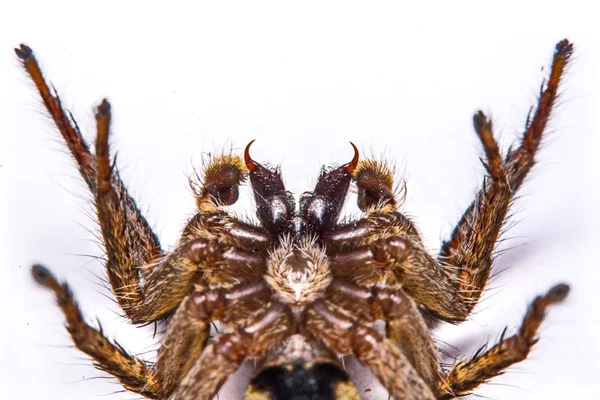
left=247, top=363, right=354, bottom=400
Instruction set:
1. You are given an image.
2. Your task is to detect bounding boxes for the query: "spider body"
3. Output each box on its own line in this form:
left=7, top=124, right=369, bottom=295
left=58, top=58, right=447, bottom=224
left=17, top=39, right=573, bottom=399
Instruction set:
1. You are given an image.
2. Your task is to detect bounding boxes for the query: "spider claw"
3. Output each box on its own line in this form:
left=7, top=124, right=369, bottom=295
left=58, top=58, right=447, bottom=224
left=555, top=39, right=574, bottom=57
left=244, top=139, right=257, bottom=172
left=96, top=99, right=111, bottom=117
left=547, top=283, right=570, bottom=302
left=31, top=264, right=52, bottom=285
left=31, top=264, right=55, bottom=286
left=14, top=44, right=33, bottom=60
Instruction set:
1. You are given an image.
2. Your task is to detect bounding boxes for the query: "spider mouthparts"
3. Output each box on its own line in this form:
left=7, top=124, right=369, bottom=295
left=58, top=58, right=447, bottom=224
left=14, top=44, right=33, bottom=60
left=244, top=139, right=257, bottom=172
left=344, top=141, right=359, bottom=173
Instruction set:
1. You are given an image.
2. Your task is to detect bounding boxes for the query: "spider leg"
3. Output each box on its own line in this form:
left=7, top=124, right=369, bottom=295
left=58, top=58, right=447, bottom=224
left=98, top=102, right=272, bottom=323
left=170, top=302, right=293, bottom=400
left=156, top=280, right=271, bottom=397
left=94, top=100, right=170, bottom=319
left=438, top=40, right=573, bottom=317
left=31, top=265, right=160, bottom=398
left=327, top=40, right=574, bottom=322
left=131, top=237, right=267, bottom=322
left=439, top=284, right=569, bottom=399
left=16, top=45, right=163, bottom=317
left=326, top=280, right=441, bottom=390
left=305, top=297, right=436, bottom=400
left=328, top=230, right=468, bottom=322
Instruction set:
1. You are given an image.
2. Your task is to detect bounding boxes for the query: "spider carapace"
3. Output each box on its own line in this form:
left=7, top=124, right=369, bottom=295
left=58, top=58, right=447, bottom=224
left=18, top=39, right=573, bottom=400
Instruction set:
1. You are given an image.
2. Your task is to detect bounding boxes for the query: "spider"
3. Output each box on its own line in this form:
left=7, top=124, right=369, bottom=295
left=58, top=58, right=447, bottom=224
left=17, top=39, right=572, bottom=400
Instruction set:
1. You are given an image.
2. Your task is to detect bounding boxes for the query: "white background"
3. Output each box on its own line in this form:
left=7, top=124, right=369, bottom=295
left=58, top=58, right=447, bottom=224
left=1, top=1, right=598, bottom=399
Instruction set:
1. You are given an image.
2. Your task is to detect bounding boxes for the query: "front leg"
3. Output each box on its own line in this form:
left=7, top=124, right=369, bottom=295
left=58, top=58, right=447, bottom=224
left=16, top=45, right=163, bottom=319
left=439, top=40, right=573, bottom=316
left=328, top=39, right=573, bottom=323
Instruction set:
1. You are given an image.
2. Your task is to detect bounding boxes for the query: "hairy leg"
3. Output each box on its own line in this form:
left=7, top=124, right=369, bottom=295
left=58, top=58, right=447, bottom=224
left=94, top=100, right=167, bottom=317
left=328, top=228, right=468, bottom=322
left=327, top=280, right=441, bottom=390
left=16, top=45, right=269, bottom=324
left=328, top=40, right=573, bottom=322
left=15, top=45, right=163, bottom=270
left=376, top=287, right=441, bottom=389
left=31, top=265, right=160, bottom=398
left=16, top=45, right=163, bottom=317
left=170, top=302, right=293, bottom=400
left=131, top=236, right=267, bottom=322
left=438, top=40, right=574, bottom=316
left=305, top=295, right=436, bottom=400
left=156, top=280, right=271, bottom=397
left=439, top=284, right=569, bottom=398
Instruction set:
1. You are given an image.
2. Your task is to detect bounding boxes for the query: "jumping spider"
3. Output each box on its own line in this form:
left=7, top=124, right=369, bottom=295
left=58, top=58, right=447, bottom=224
left=17, top=39, right=572, bottom=400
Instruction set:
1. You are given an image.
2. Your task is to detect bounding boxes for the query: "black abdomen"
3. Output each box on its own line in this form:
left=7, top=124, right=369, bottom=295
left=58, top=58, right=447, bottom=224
left=249, top=362, right=351, bottom=400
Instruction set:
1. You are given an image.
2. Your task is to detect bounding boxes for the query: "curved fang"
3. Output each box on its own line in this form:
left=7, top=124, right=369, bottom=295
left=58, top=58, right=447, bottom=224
left=344, top=142, right=360, bottom=173
left=244, top=139, right=257, bottom=172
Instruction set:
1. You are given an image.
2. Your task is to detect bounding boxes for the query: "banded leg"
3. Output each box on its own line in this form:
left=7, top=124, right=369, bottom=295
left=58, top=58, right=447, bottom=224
left=329, top=232, right=468, bottom=322
left=328, top=40, right=573, bottom=323
left=305, top=297, right=436, bottom=400
left=170, top=302, right=293, bottom=400
left=327, top=280, right=441, bottom=390
left=31, top=265, right=160, bottom=398
left=375, top=287, right=441, bottom=389
left=16, top=45, right=163, bottom=317
left=438, top=40, right=574, bottom=316
left=439, top=284, right=569, bottom=398
left=156, top=280, right=271, bottom=398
